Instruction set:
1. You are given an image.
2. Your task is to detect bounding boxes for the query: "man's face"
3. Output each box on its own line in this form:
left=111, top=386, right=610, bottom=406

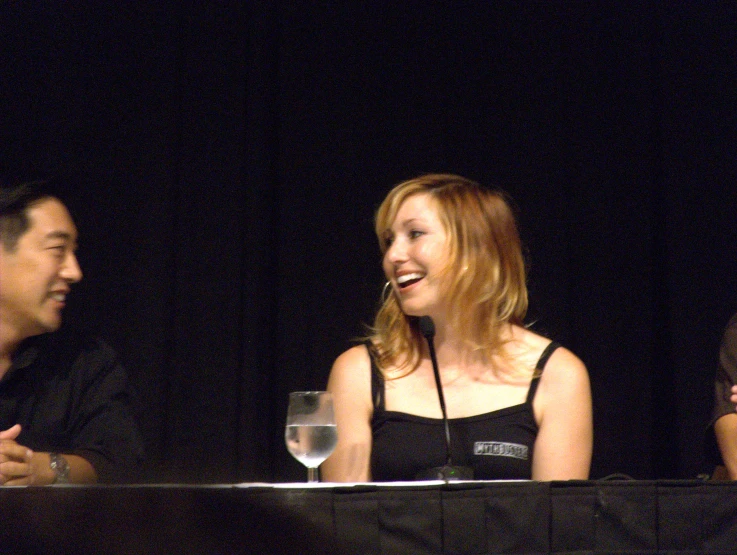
left=0, top=198, right=83, bottom=340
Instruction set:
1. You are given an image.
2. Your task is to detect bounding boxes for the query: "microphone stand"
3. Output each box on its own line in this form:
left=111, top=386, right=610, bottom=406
left=416, top=316, right=474, bottom=481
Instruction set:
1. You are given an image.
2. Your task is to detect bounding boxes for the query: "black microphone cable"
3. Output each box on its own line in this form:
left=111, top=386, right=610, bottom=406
left=418, top=315, right=453, bottom=467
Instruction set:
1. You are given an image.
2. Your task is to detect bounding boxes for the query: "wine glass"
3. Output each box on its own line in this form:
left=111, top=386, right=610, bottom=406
left=285, top=391, right=338, bottom=482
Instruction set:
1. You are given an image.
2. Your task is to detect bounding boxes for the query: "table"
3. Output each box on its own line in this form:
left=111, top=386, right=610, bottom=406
left=1, top=480, right=736, bottom=554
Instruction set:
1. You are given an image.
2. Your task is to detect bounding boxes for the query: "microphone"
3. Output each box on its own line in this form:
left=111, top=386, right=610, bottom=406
left=415, top=316, right=474, bottom=481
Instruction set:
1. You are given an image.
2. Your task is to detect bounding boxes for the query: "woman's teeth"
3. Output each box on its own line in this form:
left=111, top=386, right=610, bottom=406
left=396, top=273, right=424, bottom=287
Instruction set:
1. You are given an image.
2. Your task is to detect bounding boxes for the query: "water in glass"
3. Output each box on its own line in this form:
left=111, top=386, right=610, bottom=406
left=285, top=391, right=337, bottom=482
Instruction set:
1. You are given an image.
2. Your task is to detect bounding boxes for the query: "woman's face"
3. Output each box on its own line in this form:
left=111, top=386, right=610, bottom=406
left=382, top=193, right=450, bottom=319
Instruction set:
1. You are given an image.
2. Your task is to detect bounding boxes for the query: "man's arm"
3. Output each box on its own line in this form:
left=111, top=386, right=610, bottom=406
left=0, top=424, right=97, bottom=485
left=2, top=335, right=145, bottom=484
left=714, top=414, right=737, bottom=479
left=53, top=334, right=145, bottom=483
left=713, top=315, right=737, bottom=476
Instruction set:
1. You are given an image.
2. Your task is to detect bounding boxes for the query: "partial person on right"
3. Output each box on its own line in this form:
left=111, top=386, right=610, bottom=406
left=710, top=312, right=737, bottom=479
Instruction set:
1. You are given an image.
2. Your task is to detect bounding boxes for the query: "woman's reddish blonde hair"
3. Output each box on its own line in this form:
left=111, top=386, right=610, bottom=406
left=369, top=174, right=528, bottom=375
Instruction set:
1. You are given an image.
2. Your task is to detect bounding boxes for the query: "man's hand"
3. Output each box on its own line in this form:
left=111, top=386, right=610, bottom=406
left=0, top=424, right=55, bottom=486
left=0, top=424, right=34, bottom=485
left=732, top=385, right=737, bottom=410
left=0, top=424, right=22, bottom=441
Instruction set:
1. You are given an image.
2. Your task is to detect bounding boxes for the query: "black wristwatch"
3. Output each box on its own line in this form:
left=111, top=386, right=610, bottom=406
left=49, top=453, right=71, bottom=484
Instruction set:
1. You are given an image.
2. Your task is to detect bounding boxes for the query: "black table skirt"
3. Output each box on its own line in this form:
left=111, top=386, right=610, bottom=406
left=1, top=480, right=736, bottom=554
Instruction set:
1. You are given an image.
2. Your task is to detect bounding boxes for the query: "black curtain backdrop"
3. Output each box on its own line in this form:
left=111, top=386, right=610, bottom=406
left=2, top=1, right=735, bottom=482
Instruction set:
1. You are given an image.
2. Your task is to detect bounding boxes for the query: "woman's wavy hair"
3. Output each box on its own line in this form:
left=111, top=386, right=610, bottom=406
left=368, top=174, right=528, bottom=375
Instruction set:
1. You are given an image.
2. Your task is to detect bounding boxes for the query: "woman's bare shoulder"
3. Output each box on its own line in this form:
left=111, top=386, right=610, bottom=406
left=333, top=344, right=371, bottom=370
left=513, top=325, right=554, bottom=350
left=513, top=326, right=587, bottom=378
left=534, top=340, right=588, bottom=394
left=329, top=344, right=372, bottom=390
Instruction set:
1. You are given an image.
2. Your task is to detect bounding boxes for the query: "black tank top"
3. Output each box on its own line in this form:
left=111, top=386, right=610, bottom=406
left=369, top=341, right=561, bottom=481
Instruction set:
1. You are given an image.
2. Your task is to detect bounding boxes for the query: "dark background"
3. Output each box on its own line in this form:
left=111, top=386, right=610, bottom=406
left=2, top=1, right=735, bottom=483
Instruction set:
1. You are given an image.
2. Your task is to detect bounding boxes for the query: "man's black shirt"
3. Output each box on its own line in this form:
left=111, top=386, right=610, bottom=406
left=0, top=326, right=144, bottom=483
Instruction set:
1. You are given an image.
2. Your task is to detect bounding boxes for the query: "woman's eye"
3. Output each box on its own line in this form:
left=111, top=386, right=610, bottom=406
left=409, top=230, right=424, bottom=240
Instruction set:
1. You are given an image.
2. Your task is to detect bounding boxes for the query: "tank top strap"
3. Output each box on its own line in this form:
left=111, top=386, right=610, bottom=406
left=366, top=341, right=385, bottom=412
left=525, top=341, right=561, bottom=404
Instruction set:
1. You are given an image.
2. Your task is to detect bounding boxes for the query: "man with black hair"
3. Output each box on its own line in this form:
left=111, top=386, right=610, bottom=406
left=0, top=182, right=144, bottom=484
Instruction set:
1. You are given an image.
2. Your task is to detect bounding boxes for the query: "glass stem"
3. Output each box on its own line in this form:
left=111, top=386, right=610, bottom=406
left=308, top=467, right=319, bottom=483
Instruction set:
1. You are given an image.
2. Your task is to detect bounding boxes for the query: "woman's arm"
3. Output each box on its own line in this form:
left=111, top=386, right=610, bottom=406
left=321, top=345, right=374, bottom=482
left=531, top=347, right=593, bottom=480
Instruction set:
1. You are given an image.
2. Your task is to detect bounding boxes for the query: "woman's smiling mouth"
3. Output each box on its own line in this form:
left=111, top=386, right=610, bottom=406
left=396, top=272, right=425, bottom=289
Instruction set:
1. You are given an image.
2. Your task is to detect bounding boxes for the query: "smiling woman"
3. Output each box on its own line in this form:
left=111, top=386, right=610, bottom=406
left=379, top=193, right=450, bottom=323
left=321, top=174, right=592, bottom=483
left=374, top=175, right=528, bottom=372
